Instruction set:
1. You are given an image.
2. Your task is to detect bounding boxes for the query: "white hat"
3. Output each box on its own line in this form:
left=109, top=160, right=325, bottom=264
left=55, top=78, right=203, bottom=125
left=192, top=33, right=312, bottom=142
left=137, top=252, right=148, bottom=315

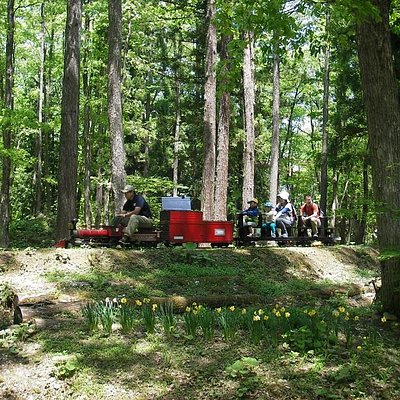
left=121, top=184, right=135, bottom=193
left=278, top=191, right=289, bottom=201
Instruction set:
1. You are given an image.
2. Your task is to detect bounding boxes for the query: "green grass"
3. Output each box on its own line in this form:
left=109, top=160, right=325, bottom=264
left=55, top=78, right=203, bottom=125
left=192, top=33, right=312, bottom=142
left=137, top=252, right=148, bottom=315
left=3, top=246, right=396, bottom=399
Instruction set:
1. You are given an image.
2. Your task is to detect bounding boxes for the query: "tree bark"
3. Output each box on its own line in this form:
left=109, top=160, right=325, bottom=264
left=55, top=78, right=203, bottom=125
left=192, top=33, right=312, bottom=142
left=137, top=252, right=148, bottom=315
left=83, top=10, right=92, bottom=228
left=213, top=34, right=231, bottom=221
left=55, top=0, right=81, bottom=240
left=108, top=0, right=126, bottom=212
left=357, top=0, right=400, bottom=315
left=269, top=52, right=280, bottom=204
left=242, top=31, right=255, bottom=210
left=173, top=72, right=181, bottom=197
left=0, top=0, right=15, bottom=247
left=33, top=2, right=46, bottom=216
left=320, top=10, right=330, bottom=217
left=201, top=0, right=217, bottom=220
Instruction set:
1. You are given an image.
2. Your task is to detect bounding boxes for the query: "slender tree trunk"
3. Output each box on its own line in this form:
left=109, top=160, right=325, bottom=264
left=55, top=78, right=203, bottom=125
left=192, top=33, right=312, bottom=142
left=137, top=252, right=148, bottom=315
left=43, top=28, right=54, bottom=214
left=83, top=10, right=92, bottom=227
left=108, top=0, right=126, bottom=212
left=269, top=51, right=280, bottom=204
left=33, top=2, right=46, bottom=216
left=320, top=10, right=330, bottom=216
left=55, top=0, right=81, bottom=240
left=354, top=156, right=369, bottom=244
left=95, top=170, right=103, bottom=228
left=0, top=0, right=15, bottom=247
left=213, top=34, right=231, bottom=221
left=201, top=0, right=217, bottom=220
left=357, top=0, right=400, bottom=315
left=242, top=31, right=255, bottom=210
left=173, top=75, right=181, bottom=197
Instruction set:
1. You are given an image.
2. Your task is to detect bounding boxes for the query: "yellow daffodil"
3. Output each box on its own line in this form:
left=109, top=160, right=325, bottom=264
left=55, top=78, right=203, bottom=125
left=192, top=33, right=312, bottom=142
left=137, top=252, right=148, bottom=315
left=275, top=311, right=281, bottom=317
left=357, top=346, right=362, bottom=351
left=280, top=307, right=286, bottom=312
left=285, top=312, right=290, bottom=318
left=241, top=308, right=247, bottom=315
left=143, top=298, right=151, bottom=304
left=135, top=299, right=142, bottom=306
left=253, top=315, right=261, bottom=321
left=258, top=309, right=264, bottom=315
left=308, top=309, right=316, bottom=317
left=263, top=315, right=269, bottom=321
left=229, top=306, right=235, bottom=312
left=185, top=306, right=191, bottom=312
left=121, top=297, right=127, bottom=304
left=152, top=304, right=158, bottom=311
left=338, top=306, right=346, bottom=313
left=332, top=310, right=340, bottom=318
left=216, top=307, right=222, bottom=313
left=354, top=316, right=359, bottom=321
left=381, top=316, right=387, bottom=323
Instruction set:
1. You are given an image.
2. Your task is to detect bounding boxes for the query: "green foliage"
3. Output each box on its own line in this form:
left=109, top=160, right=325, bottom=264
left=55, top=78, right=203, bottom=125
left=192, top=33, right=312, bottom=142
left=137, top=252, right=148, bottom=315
left=53, top=357, right=79, bottom=380
left=9, top=215, right=53, bottom=248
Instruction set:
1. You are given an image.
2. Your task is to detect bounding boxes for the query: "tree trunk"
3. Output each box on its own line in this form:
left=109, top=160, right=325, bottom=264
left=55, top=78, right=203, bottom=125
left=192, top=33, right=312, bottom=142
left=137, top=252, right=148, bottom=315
left=242, top=31, right=255, bottom=210
left=33, top=2, right=46, bottom=216
left=213, top=34, right=231, bottom=221
left=83, top=10, right=92, bottom=228
left=0, top=0, right=15, bottom=248
left=320, top=10, right=330, bottom=217
left=201, top=0, right=217, bottom=220
left=108, top=0, right=126, bottom=212
left=357, top=0, right=400, bottom=315
left=172, top=73, right=181, bottom=197
left=55, top=0, right=81, bottom=240
left=43, top=28, right=54, bottom=214
left=269, top=52, right=280, bottom=204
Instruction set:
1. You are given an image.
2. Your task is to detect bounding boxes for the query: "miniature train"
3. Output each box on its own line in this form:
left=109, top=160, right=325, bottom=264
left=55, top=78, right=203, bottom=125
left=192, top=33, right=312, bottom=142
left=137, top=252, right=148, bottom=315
left=57, top=208, right=334, bottom=248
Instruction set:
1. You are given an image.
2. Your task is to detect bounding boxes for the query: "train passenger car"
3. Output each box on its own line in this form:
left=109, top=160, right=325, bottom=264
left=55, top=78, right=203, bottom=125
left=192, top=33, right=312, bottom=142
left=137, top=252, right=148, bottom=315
left=235, top=212, right=334, bottom=246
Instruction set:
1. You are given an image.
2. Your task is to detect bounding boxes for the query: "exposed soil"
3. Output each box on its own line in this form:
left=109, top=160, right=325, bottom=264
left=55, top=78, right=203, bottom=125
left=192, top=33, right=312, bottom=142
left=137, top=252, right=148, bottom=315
left=0, top=245, right=381, bottom=399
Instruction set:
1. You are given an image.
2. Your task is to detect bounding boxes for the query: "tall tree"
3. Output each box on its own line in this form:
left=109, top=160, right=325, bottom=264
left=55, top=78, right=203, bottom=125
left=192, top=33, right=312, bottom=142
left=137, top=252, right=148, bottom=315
left=269, top=49, right=280, bottom=204
left=201, top=0, right=217, bottom=220
left=82, top=3, right=93, bottom=227
left=320, top=9, right=331, bottom=217
left=213, top=34, right=231, bottom=221
left=108, top=0, right=126, bottom=212
left=357, top=0, right=400, bottom=315
left=0, top=0, right=15, bottom=248
left=242, top=31, right=255, bottom=209
left=33, top=2, right=46, bottom=216
left=55, top=0, right=81, bottom=240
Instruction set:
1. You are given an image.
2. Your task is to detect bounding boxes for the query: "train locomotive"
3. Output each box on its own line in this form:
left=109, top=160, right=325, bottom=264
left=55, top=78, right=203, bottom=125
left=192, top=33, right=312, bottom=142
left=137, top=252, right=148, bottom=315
left=61, top=209, right=233, bottom=248
left=57, top=196, right=334, bottom=248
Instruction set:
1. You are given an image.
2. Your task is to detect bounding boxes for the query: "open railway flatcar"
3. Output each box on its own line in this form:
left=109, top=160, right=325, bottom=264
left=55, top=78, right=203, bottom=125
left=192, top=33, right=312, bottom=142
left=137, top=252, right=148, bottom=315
left=235, top=212, right=334, bottom=246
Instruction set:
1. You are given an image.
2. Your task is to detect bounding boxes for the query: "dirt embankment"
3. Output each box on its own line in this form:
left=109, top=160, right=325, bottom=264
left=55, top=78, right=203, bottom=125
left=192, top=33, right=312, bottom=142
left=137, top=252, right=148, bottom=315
left=0, top=245, right=380, bottom=319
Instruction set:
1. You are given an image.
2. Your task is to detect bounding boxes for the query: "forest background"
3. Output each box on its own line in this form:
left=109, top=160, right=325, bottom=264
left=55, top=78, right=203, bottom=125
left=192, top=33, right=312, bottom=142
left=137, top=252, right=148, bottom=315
left=0, top=1, right=399, bottom=250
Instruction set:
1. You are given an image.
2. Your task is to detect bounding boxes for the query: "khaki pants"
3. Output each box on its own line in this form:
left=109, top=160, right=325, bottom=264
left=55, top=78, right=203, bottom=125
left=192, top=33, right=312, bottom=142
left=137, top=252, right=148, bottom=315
left=125, top=215, right=153, bottom=237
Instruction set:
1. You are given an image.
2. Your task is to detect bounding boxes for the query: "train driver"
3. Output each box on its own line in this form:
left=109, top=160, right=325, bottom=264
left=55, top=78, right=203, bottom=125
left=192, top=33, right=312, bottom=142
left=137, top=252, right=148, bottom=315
left=113, top=185, right=153, bottom=244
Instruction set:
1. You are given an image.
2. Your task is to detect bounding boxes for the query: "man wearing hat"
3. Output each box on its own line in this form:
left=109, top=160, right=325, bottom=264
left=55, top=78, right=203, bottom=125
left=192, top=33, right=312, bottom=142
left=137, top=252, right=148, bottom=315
left=241, top=198, right=259, bottom=237
left=114, top=185, right=153, bottom=244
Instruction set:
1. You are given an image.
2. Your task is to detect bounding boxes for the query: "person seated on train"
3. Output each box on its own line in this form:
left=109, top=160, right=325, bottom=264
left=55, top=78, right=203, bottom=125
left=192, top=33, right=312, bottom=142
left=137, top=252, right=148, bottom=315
left=111, top=185, right=153, bottom=244
left=262, top=201, right=277, bottom=238
left=241, top=198, right=259, bottom=237
left=299, top=195, right=321, bottom=238
left=274, top=191, right=295, bottom=238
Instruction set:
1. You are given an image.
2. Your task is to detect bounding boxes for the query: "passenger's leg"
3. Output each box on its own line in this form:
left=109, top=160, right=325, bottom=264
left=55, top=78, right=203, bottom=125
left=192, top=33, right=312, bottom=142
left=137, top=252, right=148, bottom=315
left=310, top=217, right=321, bottom=236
